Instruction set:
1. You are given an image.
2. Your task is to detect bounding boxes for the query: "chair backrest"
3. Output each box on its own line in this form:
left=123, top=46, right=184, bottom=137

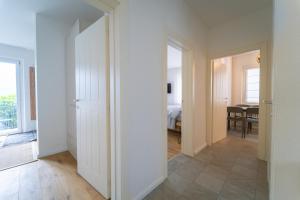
left=227, top=106, right=244, bottom=114
left=246, top=107, right=259, bottom=115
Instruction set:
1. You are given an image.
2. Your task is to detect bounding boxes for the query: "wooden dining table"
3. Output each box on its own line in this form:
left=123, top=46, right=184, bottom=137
left=236, top=104, right=259, bottom=111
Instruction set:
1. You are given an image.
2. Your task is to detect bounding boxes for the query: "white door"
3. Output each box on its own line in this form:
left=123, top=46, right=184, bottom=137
left=75, top=16, right=110, bottom=198
left=212, top=58, right=231, bottom=143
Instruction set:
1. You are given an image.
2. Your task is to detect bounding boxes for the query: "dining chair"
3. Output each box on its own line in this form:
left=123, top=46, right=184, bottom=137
left=246, top=107, right=259, bottom=134
left=227, top=106, right=246, bottom=138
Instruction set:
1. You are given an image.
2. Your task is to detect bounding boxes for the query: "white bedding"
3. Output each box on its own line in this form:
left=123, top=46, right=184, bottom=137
left=167, top=105, right=181, bottom=129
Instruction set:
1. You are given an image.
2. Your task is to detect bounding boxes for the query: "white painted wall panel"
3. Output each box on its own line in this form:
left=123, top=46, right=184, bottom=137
left=271, top=1, right=300, bottom=199
left=35, top=14, right=70, bottom=157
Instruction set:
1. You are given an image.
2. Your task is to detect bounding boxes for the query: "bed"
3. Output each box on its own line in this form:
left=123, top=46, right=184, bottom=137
left=167, top=105, right=182, bottom=132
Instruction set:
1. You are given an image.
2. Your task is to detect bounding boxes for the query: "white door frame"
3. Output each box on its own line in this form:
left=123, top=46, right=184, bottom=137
left=206, top=42, right=271, bottom=161
left=83, top=0, right=121, bottom=199
left=0, top=57, right=22, bottom=135
left=162, top=33, right=195, bottom=178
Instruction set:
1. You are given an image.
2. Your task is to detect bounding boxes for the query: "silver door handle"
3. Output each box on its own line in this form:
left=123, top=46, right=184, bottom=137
left=73, top=99, right=80, bottom=103
left=263, top=100, right=272, bottom=104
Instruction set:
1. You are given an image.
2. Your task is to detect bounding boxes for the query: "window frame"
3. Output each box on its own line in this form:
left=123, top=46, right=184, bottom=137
left=243, top=66, right=260, bottom=105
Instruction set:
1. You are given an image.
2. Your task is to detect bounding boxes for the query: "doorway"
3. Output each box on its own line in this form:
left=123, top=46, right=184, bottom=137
left=0, top=56, right=37, bottom=170
left=0, top=59, right=21, bottom=135
left=208, top=46, right=270, bottom=161
left=163, top=36, right=195, bottom=178
left=212, top=50, right=261, bottom=143
left=167, top=44, right=183, bottom=159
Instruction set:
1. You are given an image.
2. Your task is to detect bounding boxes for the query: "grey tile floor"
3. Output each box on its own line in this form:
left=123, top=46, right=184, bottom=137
left=144, top=136, right=268, bottom=200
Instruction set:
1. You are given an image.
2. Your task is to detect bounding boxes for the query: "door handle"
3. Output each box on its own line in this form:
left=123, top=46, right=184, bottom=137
left=73, top=99, right=80, bottom=103
left=263, top=100, right=272, bottom=105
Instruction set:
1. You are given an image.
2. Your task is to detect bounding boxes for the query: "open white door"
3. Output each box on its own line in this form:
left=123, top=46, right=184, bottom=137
left=75, top=16, right=110, bottom=198
left=212, top=58, right=231, bottom=143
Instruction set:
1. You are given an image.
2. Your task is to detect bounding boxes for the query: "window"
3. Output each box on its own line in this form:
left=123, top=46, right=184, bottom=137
left=245, top=68, right=260, bottom=104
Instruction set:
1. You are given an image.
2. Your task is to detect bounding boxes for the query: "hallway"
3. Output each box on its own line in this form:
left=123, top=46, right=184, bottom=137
left=145, top=136, right=268, bottom=200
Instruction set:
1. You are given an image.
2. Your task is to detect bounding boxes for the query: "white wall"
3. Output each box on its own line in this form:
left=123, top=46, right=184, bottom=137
left=118, top=0, right=207, bottom=199
left=0, top=9, right=35, bottom=49
left=0, top=43, right=36, bottom=132
left=35, top=14, right=70, bottom=157
left=270, top=1, right=300, bottom=199
left=208, top=6, right=273, bottom=58
left=231, top=51, right=260, bottom=105
left=167, top=68, right=182, bottom=105
left=66, top=20, right=80, bottom=159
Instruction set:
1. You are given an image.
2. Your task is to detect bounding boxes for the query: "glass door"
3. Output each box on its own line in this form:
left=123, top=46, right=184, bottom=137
left=0, top=59, right=21, bottom=135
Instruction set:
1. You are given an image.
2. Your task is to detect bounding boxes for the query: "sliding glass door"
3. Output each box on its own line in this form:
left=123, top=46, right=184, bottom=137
left=0, top=59, right=21, bottom=135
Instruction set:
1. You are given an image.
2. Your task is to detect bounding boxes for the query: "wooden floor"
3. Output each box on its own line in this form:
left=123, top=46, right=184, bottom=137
left=0, top=142, right=36, bottom=170
left=168, top=131, right=181, bottom=159
left=0, top=151, right=106, bottom=200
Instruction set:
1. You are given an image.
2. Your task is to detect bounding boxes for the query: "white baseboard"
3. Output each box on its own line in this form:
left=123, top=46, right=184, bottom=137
left=38, top=144, right=68, bottom=158
left=194, top=143, right=207, bottom=155
left=133, top=176, right=165, bottom=200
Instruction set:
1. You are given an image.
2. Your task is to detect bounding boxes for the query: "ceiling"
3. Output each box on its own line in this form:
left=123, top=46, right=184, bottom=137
left=185, top=0, right=272, bottom=28
left=0, top=0, right=103, bottom=49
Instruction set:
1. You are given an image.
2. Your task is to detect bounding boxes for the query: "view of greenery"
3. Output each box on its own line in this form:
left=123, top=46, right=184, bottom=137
left=0, top=95, right=17, bottom=129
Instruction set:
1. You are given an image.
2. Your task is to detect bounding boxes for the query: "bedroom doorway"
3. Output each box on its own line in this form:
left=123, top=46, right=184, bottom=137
left=167, top=44, right=182, bottom=159
left=164, top=35, right=194, bottom=169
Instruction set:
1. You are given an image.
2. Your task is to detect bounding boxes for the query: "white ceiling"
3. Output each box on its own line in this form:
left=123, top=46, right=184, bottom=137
left=0, top=0, right=103, bottom=50
left=185, top=0, right=272, bottom=28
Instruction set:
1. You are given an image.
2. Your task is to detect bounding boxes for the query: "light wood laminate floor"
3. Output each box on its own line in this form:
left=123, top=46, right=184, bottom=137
left=168, top=131, right=181, bottom=160
left=0, top=151, right=106, bottom=200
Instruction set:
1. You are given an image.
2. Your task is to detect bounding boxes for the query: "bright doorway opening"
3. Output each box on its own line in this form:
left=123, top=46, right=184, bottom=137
left=211, top=49, right=264, bottom=146
left=0, top=56, right=37, bottom=170
left=0, top=59, right=21, bottom=135
left=167, top=44, right=183, bottom=159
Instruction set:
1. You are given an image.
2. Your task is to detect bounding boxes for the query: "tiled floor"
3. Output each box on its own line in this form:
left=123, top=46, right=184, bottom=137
left=144, top=136, right=268, bottom=200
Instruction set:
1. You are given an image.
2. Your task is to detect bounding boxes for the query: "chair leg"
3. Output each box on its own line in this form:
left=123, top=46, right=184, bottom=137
left=243, top=121, right=246, bottom=138
left=227, top=119, right=230, bottom=130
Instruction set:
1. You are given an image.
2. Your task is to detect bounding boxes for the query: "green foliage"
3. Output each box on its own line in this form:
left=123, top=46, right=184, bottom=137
left=0, top=95, right=17, bottom=129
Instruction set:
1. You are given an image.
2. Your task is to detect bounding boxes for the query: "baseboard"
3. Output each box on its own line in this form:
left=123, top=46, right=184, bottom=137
left=194, top=143, right=207, bottom=155
left=38, top=145, right=68, bottom=158
left=133, top=176, right=165, bottom=200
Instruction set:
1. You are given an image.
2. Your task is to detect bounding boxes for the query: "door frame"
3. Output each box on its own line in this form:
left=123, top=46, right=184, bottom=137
left=162, top=32, right=195, bottom=178
left=84, top=0, right=121, bottom=199
left=0, top=57, right=22, bottom=135
left=206, top=42, right=271, bottom=161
